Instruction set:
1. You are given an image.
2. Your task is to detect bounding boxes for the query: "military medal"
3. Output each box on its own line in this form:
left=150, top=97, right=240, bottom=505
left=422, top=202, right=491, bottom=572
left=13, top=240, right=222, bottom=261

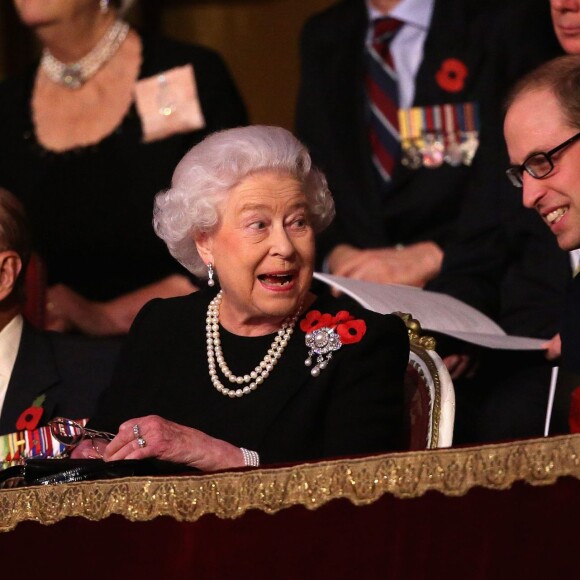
left=458, top=102, right=480, bottom=166
left=399, top=108, right=423, bottom=169
left=442, top=103, right=463, bottom=167
left=422, top=133, right=444, bottom=168
left=421, top=106, right=444, bottom=168
left=399, top=102, right=479, bottom=169
left=445, top=136, right=463, bottom=167
left=404, top=144, right=423, bottom=169
left=461, top=132, right=479, bottom=166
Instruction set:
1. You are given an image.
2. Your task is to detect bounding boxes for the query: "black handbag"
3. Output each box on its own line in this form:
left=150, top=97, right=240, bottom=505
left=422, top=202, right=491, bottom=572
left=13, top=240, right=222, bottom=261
left=0, top=457, right=194, bottom=488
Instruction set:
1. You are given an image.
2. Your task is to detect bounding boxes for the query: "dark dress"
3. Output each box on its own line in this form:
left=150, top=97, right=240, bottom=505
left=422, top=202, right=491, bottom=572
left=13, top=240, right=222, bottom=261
left=0, top=33, right=248, bottom=301
left=88, top=289, right=410, bottom=465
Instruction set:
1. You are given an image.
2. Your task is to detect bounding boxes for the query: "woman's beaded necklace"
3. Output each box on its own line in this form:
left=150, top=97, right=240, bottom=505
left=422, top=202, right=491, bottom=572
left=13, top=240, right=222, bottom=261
left=206, top=290, right=302, bottom=398
left=40, top=20, right=129, bottom=89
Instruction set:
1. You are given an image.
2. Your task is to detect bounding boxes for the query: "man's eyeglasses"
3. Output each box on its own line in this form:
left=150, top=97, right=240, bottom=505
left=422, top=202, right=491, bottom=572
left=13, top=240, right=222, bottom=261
left=49, top=417, right=115, bottom=459
left=506, top=131, right=580, bottom=188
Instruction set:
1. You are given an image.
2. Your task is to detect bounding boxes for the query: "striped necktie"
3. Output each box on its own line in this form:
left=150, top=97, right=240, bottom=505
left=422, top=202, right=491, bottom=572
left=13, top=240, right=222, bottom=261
left=366, top=17, right=403, bottom=184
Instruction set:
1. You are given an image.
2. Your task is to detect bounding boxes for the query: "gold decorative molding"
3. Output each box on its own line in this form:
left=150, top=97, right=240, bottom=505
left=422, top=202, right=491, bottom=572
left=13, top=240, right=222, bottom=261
left=393, top=311, right=437, bottom=350
left=1, top=434, right=579, bottom=533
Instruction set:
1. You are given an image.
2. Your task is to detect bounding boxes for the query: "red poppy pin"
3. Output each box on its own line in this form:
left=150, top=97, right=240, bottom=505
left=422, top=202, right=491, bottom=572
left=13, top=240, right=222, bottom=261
left=300, top=310, right=366, bottom=376
left=435, top=58, right=468, bottom=93
left=15, top=394, right=46, bottom=431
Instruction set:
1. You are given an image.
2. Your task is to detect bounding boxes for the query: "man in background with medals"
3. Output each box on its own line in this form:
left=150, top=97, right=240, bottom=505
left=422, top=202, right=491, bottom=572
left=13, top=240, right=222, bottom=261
left=295, top=0, right=533, bottom=288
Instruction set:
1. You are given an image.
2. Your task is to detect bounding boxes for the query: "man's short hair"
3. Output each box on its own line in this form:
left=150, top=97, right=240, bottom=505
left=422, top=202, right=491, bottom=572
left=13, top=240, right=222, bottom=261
left=0, top=187, right=32, bottom=293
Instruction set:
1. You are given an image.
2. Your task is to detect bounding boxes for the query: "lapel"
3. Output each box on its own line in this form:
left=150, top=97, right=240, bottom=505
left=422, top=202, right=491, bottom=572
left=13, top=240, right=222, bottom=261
left=0, top=323, right=60, bottom=434
left=414, top=1, right=484, bottom=104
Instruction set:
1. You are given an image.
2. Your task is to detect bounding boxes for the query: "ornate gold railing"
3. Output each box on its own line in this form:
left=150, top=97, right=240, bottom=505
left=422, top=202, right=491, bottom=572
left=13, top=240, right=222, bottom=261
left=1, top=434, right=578, bottom=533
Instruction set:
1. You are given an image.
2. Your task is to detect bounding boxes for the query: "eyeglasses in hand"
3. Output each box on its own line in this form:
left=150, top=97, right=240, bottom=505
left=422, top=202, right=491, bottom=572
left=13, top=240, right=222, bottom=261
left=49, top=417, right=115, bottom=459
left=506, top=131, right=580, bottom=188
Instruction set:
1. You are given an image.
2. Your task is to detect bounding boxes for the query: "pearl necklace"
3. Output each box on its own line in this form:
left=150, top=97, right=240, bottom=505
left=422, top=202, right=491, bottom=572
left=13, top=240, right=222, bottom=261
left=40, top=20, right=129, bottom=89
left=206, top=290, right=302, bottom=398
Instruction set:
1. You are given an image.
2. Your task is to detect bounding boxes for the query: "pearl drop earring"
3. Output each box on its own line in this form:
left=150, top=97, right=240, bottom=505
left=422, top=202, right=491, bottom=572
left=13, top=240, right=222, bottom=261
left=207, top=263, right=215, bottom=287
left=99, top=0, right=110, bottom=14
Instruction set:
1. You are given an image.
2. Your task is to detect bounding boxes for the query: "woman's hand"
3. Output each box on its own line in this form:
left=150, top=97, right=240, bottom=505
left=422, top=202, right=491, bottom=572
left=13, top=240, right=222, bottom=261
left=102, top=415, right=246, bottom=472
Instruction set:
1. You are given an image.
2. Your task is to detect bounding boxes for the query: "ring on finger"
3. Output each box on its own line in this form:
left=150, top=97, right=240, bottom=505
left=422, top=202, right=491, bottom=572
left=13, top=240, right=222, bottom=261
left=137, top=437, right=146, bottom=448
left=133, top=424, right=141, bottom=439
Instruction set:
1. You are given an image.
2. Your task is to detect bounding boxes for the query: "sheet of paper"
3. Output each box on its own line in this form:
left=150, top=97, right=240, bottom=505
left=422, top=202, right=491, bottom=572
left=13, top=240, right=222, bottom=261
left=314, top=272, right=546, bottom=350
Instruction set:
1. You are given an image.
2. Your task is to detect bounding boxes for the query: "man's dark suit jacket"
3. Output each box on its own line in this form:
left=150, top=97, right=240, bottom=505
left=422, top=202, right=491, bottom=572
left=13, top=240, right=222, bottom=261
left=419, top=1, right=573, bottom=442
left=552, top=275, right=580, bottom=434
left=0, top=321, right=123, bottom=435
left=295, top=0, right=560, bottom=266
left=561, top=275, right=580, bottom=376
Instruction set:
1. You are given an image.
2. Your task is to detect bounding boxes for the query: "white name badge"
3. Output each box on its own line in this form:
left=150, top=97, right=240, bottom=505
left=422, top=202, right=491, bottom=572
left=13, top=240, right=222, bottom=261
left=134, top=64, right=206, bottom=143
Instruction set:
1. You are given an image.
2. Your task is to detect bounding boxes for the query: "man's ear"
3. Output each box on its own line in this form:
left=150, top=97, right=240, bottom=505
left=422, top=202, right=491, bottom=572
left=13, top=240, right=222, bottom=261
left=0, top=250, right=22, bottom=302
left=195, top=233, right=214, bottom=266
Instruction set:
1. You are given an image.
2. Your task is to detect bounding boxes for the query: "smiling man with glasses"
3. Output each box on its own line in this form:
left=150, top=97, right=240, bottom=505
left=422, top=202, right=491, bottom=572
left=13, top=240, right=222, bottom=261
left=504, top=53, right=580, bottom=432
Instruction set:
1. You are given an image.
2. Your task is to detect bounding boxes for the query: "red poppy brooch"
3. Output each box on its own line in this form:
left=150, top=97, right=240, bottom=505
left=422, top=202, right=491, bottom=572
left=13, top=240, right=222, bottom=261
left=15, top=394, right=46, bottom=431
left=300, top=310, right=367, bottom=376
left=435, top=58, right=468, bottom=93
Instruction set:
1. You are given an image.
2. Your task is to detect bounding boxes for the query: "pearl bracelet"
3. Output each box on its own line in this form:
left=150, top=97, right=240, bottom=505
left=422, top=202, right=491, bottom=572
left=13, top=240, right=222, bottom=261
left=240, top=447, right=260, bottom=467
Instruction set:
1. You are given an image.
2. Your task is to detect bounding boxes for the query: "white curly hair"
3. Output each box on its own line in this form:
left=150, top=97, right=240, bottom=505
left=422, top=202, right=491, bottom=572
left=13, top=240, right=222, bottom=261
left=153, top=125, right=335, bottom=278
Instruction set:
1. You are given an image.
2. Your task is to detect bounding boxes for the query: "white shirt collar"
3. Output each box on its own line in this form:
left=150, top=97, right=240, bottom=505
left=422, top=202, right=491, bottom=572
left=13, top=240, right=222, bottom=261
left=366, top=0, right=434, bottom=29
left=0, top=314, right=24, bottom=417
left=570, top=248, right=580, bottom=275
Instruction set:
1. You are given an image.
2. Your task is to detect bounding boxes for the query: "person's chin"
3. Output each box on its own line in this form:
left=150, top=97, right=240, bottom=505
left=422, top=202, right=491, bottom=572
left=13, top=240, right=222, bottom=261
left=558, top=35, right=580, bottom=55
left=557, top=234, right=580, bottom=253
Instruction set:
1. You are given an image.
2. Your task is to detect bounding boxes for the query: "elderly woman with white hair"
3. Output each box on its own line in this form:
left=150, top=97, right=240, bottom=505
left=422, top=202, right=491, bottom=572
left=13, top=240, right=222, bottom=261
left=71, top=125, right=409, bottom=470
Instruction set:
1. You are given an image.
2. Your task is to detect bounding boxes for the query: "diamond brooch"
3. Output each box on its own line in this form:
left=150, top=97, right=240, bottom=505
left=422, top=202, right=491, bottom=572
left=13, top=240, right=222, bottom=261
left=304, top=327, right=342, bottom=377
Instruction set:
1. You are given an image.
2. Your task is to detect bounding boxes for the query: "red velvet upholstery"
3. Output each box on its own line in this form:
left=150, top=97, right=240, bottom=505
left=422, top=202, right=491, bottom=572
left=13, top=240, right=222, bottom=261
left=21, top=252, right=46, bottom=329
left=404, top=361, right=431, bottom=450
left=2, top=476, right=578, bottom=579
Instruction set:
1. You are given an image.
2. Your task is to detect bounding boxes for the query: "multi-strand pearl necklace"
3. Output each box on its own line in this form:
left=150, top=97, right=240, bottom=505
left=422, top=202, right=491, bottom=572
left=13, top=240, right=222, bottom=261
left=206, top=290, right=302, bottom=398
left=40, top=20, right=129, bottom=89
